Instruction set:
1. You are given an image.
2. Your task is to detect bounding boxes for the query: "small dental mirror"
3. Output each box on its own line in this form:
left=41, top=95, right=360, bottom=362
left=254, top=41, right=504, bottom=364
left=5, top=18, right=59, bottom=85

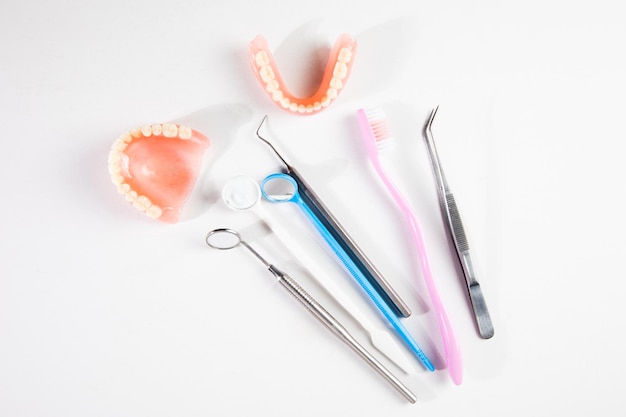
left=205, top=228, right=242, bottom=250
left=205, top=228, right=271, bottom=267
left=261, top=174, right=297, bottom=202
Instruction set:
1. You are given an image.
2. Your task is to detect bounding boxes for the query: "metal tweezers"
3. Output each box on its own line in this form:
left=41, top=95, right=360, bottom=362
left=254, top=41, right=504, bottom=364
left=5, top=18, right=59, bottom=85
left=422, top=107, right=494, bottom=339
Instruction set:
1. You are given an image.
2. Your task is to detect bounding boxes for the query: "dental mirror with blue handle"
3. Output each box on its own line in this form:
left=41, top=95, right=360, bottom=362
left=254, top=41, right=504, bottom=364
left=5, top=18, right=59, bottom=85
left=260, top=173, right=435, bottom=372
left=255, top=116, right=411, bottom=319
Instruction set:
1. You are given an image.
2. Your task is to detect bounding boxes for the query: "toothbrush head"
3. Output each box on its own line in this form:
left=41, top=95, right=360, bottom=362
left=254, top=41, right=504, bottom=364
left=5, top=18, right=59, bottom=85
left=356, top=108, right=394, bottom=154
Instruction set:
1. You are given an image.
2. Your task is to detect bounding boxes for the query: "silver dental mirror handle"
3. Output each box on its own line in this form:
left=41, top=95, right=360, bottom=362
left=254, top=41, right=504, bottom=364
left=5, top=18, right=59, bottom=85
left=267, top=264, right=417, bottom=404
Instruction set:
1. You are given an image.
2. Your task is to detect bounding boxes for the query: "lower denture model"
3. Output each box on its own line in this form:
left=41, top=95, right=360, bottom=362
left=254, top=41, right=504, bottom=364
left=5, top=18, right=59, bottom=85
left=108, top=123, right=211, bottom=223
left=248, top=34, right=357, bottom=115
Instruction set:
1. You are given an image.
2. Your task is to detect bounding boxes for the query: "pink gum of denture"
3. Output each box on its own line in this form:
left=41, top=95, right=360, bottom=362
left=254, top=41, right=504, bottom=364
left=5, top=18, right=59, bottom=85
left=248, top=33, right=357, bottom=115
left=108, top=123, right=210, bottom=223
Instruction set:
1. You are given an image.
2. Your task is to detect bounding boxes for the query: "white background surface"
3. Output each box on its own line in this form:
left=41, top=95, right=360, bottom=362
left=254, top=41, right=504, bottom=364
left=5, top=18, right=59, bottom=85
left=1, top=0, right=625, bottom=416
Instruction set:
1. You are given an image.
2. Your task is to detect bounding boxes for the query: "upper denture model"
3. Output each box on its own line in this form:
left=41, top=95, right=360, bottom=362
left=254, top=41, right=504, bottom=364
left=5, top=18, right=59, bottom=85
left=108, top=123, right=211, bottom=223
left=248, top=33, right=357, bottom=115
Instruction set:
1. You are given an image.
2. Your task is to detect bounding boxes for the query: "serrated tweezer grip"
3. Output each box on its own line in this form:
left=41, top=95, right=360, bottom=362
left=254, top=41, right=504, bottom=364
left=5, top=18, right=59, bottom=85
left=422, top=107, right=494, bottom=339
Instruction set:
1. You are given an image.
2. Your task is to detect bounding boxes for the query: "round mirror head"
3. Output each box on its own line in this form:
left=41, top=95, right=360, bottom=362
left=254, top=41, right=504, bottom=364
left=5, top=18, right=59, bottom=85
left=261, top=174, right=298, bottom=203
left=222, top=176, right=261, bottom=211
left=205, top=228, right=242, bottom=250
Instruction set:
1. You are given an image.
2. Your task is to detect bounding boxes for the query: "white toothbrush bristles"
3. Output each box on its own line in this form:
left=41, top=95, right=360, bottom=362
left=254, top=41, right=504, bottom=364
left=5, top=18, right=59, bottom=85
left=365, top=108, right=394, bottom=149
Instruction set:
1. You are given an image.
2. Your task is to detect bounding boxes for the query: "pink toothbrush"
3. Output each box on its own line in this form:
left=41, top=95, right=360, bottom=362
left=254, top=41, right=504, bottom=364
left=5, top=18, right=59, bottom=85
left=356, top=108, right=463, bottom=385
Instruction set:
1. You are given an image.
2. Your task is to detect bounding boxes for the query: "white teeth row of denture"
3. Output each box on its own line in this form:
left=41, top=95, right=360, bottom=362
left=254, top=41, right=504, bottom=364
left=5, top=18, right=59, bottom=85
left=254, top=46, right=353, bottom=113
left=107, top=123, right=192, bottom=219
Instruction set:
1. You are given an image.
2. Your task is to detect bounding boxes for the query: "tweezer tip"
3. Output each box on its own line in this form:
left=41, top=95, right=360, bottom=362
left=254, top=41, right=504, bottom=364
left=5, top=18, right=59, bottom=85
left=422, top=106, right=439, bottom=135
left=427, top=106, right=439, bottom=126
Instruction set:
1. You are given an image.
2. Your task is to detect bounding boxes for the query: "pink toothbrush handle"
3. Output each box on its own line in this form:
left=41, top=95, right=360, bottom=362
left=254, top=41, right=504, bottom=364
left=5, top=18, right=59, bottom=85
left=370, top=155, right=463, bottom=385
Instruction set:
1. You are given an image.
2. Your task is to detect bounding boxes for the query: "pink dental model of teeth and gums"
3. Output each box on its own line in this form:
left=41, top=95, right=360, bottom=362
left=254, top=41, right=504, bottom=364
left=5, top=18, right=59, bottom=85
left=108, top=123, right=210, bottom=223
left=248, top=33, right=357, bottom=115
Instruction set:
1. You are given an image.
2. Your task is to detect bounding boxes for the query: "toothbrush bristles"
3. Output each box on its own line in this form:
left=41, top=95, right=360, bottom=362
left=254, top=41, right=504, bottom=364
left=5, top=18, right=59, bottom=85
left=365, top=108, right=393, bottom=148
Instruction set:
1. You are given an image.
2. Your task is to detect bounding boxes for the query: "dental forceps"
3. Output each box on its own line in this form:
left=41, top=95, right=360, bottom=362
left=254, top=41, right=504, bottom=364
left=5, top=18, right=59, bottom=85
left=255, top=116, right=412, bottom=318
left=260, top=173, right=434, bottom=372
left=422, top=107, right=494, bottom=339
left=205, top=228, right=417, bottom=403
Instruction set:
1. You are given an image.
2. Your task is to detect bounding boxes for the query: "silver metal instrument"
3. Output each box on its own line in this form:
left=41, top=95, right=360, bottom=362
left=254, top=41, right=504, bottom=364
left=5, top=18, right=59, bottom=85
left=255, top=116, right=412, bottom=319
left=422, top=107, right=495, bottom=339
left=221, top=176, right=417, bottom=373
left=205, top=228, right=417, bottom=403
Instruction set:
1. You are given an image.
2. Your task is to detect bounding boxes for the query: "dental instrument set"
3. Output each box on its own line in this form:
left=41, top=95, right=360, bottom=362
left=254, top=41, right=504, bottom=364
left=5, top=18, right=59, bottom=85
left=422, top=107, right=494, bottom=339
left=106, top=30, right=496, bottom=404
left=255, top=116, right=412, bottom=319
left=221, top=176, right=416, bottom=373
left=205, top=228, right=417, bottom=403
left=260, top=173, right=434, bottom=372
left=356, top=108, right=463, bottom=385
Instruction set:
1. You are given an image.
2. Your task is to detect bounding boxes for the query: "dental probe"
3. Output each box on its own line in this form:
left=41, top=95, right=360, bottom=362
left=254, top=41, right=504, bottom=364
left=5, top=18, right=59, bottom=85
left=205, top=228, right=417, bottom=403
left=422, top=107, right=494, bottom=339
left=255, top=116, right=412, bottom=319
